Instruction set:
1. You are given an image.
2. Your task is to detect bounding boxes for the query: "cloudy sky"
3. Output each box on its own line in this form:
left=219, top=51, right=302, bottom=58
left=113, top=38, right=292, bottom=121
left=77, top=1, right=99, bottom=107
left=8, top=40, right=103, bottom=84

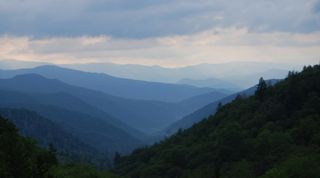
left=0, top=0, right=320, bottom=67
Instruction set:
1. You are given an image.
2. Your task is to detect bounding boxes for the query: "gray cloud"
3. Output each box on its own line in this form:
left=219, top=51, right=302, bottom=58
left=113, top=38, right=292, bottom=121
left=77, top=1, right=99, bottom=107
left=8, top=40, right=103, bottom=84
left=0, top=0, right=319, bottom=38
left=314, top=0, right=320, bottom=13
left=1, top=29, right=320, bottom=67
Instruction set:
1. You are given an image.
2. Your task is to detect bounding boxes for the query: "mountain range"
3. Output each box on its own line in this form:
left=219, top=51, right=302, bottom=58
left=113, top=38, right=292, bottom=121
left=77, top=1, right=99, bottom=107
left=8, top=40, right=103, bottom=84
left=0, top=64, right=234, bottom=158
left=0, top=60, right=297, bottom=175
left=114, top=64, right=320, bottom=178
left=0, top=65, right=220, bottom=102
left=1, top=60, right=316, bottom=178
left=0, top=60, right=294, bottom=89
left=0, top=71, right=229, bottom=133
left=63, top=61, right=293, bottom=88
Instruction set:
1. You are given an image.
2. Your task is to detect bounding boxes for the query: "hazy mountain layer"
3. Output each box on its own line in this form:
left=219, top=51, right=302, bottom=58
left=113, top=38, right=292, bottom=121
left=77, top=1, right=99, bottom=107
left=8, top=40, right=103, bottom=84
left=0, top=89, right=143, bottom=153
left=0, top=73, right=229, bottom=133
left=0, top=60, right=293, bottom=89
left=0, top=65, right=217, bottom=102
left=64, top=61, right=293, bottom=88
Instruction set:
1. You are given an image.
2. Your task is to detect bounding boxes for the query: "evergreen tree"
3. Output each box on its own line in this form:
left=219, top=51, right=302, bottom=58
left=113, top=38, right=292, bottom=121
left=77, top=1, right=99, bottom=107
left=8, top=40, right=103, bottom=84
left=216, top=102, right=223, bottom=112
left=255, top=77, right=267, bottom=100
left=0, top=116, right=58, bottom=178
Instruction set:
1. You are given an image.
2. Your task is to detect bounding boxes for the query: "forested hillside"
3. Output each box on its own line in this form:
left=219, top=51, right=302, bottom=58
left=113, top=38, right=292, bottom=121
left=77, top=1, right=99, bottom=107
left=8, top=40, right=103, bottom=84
left=114, top=65, right=320, bottom=178
left=164, top=79, right=279, bottom=136
left=0, top=108, right=112, bottom=167
left=0, top=115, right=119, bottom=178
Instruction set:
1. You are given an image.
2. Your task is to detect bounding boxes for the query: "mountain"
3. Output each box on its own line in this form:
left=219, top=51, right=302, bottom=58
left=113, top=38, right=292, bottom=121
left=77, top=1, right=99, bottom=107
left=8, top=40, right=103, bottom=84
left=0, top=73, right=229, bottom=133
left=0, top=74, right=144, bottom=137
left=64, top=62, right=172, bottom=83
left=0, top=89, right=143, bottom=153
left=114, top=65, right=320, bottom=178
left=0, top=60, right=295, bottom=89
left=177, top=78, right=239, bottom=91
left=0, top=65, right=217, bottom=102
left=64, top=61, right=295, bottom=88
left=0, top=108, right=111, bottom=167
left=0, top=115, right=58, bottom=178
left=0, top=115, right=120, bottom=178
left=164, top=80, right=280, bottom=136
left=0, top=108, right=93, bottom=152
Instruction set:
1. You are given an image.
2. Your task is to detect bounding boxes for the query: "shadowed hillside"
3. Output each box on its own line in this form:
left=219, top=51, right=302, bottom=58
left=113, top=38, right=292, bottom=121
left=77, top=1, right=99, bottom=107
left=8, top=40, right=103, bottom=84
left=0, top=115, right=119, bottom=178
left=0, top=108, right=111, bottom=167
left=163, top=79, right=280, bottom=136
left=114, top=65, right=320, bottom=178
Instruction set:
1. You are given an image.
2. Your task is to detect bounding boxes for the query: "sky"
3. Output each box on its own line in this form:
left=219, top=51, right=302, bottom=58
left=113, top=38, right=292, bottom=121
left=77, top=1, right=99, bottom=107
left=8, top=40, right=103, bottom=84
left=0, top=0, right=320, bottom=67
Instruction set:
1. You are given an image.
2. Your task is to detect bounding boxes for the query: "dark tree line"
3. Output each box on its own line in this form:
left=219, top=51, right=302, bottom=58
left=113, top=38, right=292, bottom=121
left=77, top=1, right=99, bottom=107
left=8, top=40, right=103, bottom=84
left=0, top=116, right=57, bottom=178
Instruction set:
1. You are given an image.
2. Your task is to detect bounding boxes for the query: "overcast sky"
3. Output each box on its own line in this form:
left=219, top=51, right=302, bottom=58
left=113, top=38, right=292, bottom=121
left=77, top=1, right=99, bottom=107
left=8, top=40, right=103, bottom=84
left=0, top=0, right=319, bottom=67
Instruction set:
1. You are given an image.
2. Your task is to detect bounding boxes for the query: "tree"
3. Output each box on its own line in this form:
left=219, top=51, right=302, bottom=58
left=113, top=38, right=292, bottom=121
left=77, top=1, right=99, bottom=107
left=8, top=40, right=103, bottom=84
left=255, top=77, right=267, bottom=101
left=0, top=116, right=58, bottom=178
left=216, top=102, right=223, bottom=112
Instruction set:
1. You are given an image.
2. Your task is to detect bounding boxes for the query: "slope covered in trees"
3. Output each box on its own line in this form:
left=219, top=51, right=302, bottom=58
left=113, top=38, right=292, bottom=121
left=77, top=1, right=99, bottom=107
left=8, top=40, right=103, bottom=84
left=0, top=108, right=112, bottom=168
left=0, top=114, right=57, bottom=178
left=114, top=64, right=320, bottom=178
left=0, top=114, right=119, bottom=178
left=163, top=79, right=280, bottom=136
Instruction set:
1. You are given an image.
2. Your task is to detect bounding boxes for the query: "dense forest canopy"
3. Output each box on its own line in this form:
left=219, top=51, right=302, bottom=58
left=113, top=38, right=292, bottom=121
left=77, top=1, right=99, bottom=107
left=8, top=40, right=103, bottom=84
left=114, top=64, right=320, bottom=178
left=0, top=115, right=119, bottom=178
left=0, top=115, right=57, bottom=178
left=0, top=108, right=112, bottom=168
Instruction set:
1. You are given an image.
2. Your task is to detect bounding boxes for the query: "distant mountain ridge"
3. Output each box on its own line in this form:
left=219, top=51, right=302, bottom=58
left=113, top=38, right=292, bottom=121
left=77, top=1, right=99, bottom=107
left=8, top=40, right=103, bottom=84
left=0, top=60, right=294, bottom=89
left=0, top=65, right=218, bottom=102
left=0, top=69, right=229, bottom=133
left=0, top=72, right=227, bottom=155
left=63, top=61, right=294, bottom=88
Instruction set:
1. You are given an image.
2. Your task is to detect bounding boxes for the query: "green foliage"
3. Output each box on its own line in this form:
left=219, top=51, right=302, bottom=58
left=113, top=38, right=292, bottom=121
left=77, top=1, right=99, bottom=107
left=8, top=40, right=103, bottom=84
left=49, top=164, right=119, bottom=178
left=0, top=115, right=118, bottom=178
left=255, top=77, right=267, bottom=100
left=0, top=108, right=112, bottom=168
left=0, top=116, right=57, bottom=178
left=260, top=152, right=320, bottom=178
left=223, top=160, right=255, bottom=178
left=114, top=64, right=320, bottom=178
